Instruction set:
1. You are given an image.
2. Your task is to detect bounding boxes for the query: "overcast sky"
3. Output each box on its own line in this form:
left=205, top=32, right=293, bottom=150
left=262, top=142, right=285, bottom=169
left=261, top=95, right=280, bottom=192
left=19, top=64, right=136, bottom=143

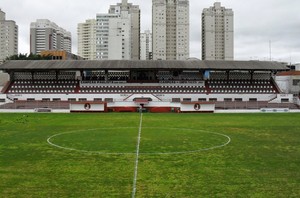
left=1, top=0, right=300, bottom=63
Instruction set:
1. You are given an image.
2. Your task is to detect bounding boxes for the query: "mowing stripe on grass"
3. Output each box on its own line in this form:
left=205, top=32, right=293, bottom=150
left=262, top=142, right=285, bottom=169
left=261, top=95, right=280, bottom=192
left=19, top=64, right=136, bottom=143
left=131, top=113, right=143, bottom=198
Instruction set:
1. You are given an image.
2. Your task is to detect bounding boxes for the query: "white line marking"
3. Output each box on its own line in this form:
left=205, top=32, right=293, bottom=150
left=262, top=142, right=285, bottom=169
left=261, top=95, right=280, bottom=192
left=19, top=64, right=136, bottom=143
left=46, top=127, right=138, bottom=155
left=139, top=127, right=231, bottom=155
left=47, top=127, right=231, bottom=155
left=131, top=113, right=143, bottom=198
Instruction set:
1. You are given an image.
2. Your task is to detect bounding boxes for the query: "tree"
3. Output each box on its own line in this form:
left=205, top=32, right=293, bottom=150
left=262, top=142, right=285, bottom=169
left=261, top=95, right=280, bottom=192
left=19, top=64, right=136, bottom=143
left=5, top=53, right=53, bottom=60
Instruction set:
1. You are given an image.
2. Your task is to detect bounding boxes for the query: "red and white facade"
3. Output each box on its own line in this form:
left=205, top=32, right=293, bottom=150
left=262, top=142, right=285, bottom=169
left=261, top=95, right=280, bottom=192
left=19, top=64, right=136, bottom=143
left=0, top=60, right=298, bottom=113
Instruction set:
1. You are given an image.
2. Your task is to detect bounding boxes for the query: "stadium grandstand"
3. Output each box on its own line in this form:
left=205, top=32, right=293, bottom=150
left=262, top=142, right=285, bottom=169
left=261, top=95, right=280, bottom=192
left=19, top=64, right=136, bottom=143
left=0, top=60, right=299, bottom=113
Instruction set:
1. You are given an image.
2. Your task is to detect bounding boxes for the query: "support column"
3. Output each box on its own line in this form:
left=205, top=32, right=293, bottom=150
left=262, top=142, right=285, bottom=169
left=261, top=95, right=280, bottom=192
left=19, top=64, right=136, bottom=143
left=10, top=71, right=15, bottom=81
left=226, top=70, right=230, bottom=81
left=250, top=71, right=254, bottom=82
left=105, top=70, right=108, bottom=82
left=80, top=70, right=84, bottom=81
left=56, top=70, right=59, bottom=81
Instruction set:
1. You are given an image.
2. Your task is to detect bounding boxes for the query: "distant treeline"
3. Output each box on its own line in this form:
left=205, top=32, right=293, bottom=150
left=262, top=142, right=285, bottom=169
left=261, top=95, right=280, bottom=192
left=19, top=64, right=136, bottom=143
left=6, top=53, right=53, bottom=60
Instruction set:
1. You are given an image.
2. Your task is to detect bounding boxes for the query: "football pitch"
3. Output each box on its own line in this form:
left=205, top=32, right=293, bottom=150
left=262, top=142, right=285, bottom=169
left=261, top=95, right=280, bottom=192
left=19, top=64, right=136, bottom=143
left=0, top=113, right=299, bottom=197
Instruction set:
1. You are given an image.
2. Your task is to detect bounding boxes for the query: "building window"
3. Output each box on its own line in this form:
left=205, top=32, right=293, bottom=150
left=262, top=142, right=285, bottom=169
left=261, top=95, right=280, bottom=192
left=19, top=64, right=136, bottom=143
left=183, top=98, right=191, bottom=102
left=224, top=98, right=232, bottom=102
left=249, top=98, right=257, bottom=102
left=68, top=98, right=76, bottom=102
left=293, top=80, right=300, bottom=86
left=172, top=98, right=181, bottom=103
left=198, top=98, right=207, bottom=102
left=105, top=98, right=113, bottom=102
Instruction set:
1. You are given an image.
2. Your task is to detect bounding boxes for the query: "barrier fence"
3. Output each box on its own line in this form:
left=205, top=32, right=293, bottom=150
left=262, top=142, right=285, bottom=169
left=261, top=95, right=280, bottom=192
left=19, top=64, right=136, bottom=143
left=214, top=101, right=299, bottom=110
left=0, top=101, right=70, bottom=110
left=0, top=101, right=299, bottom=110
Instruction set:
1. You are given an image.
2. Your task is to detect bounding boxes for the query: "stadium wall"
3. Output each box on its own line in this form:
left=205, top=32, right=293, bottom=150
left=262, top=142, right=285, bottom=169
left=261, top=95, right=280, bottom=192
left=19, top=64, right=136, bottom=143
left=70, top=102, right=107, bottom=113
left=0, top=109, right=70, bottom=113
left=0, top=93, right=296, bottom=113
left=2, top=93, right=281, bottom=103
left=0, top=73, right=9, bottom=86
left=180, top=102, right=215, bottom=113
left=148, top=107, right=173, bottom=113
left=108, top=101, right=179, bottom=113
left=269, top=94, right=293, bottom=103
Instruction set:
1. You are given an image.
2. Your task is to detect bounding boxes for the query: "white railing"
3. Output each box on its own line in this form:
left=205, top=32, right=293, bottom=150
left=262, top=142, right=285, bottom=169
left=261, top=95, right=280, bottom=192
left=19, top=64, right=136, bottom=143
left=80, top=81, right=205, bottom=87
left=295, top=97, right=300, bottom=106
left=6, top=94, right=14, bottom=102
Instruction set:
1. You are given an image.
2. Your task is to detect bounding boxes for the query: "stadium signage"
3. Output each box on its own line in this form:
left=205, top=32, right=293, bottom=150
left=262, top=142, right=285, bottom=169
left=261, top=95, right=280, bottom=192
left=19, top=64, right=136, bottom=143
left=194, top=103, right=201, bottom=111
left=84, top=103, right=91, bottom=110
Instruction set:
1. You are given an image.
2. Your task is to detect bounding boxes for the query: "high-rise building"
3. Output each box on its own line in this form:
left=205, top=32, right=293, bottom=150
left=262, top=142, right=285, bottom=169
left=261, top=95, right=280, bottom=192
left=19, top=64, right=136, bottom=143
left=109, top=0, right=140, bottom=60
left=152, top=0, right=189, bottom=60
left=202, top=2, right=234, bottom=60
left=30, top=19, right=71, bottom=54
left=96, top=12, right=132, bottom=60
left=78, top=0, right=140, bottom=60
left=0, top=10, right=4, bottom=21
left=0, top=9, right=18, bottom=63
left=140, top=30, right=152, bottom=60
left=77, top=19, right=96, bottom=60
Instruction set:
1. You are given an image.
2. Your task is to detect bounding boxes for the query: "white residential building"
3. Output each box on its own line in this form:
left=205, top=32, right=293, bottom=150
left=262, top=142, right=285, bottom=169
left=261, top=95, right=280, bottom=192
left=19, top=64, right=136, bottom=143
left=30, top=19, right=71, bottom=54
left=202, top=2, right=234, bottom=60
left=0, top=9, right=18, bottom=63
left=152, top=0, right=189, bottom=60
left=96, top=12, right=132, bottom=60
left=140, top=30, right=152, bottom=60
left=295, top=63, right=300, bottom=71
left=109, top=0, right=140, bottom=60
left=78, top=0, right=140, bottom=60
left=77, top=19, right=96, bottom=60
left=276, top=71, right=300, bottom=95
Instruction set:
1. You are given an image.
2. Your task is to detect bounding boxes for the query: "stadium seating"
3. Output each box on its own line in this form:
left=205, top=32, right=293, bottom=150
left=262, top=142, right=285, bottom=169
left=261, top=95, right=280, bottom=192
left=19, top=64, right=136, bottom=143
left=14, top=72, right=32, bottom=80
left=207, top=79, right=278, bottom=94
left=79, top=83, right=206, bottom=94
left=253, top=72, right=271, bottom=80
left=157, top=71, right=173, bottom=81
left=5, top=71, right=278, bottom=95
left=8, top=80, right=77, bottom=94
left=210, top=71, right=227, bottom=80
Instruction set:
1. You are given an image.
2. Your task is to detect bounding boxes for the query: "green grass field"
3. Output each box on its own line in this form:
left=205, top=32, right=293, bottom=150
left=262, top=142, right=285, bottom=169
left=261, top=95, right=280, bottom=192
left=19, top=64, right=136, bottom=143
left=0, top=113, right=300, bottom=197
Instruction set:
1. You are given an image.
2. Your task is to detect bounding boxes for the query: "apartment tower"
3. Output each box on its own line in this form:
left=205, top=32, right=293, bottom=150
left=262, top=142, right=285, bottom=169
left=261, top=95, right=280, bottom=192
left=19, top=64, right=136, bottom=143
left=202, top=2, right=234, bottom=60
left=78, top=0, right=140, bottom=60
left=77, top=19, right=96, bottom=60
left=140, top=30, right=152, bottom=60
left=152, top=0, right=189, bottom=60
left=30, top=19, right=71, bottom=54
left=109, top=0, right=140, bottom=60
left=0, top=9, right=18, bottom=63
left=95, top=11, right=132, bottom=60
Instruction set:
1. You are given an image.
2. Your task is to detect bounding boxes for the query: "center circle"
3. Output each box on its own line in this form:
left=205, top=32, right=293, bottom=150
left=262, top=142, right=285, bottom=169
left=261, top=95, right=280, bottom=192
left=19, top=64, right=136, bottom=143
left=47, top=127, right=231, bottom=155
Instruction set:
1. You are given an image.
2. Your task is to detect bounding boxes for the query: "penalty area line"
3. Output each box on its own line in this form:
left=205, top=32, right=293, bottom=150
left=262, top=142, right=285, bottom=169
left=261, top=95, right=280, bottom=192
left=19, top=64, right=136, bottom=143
left=131, top=113, right=143, bottom=198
